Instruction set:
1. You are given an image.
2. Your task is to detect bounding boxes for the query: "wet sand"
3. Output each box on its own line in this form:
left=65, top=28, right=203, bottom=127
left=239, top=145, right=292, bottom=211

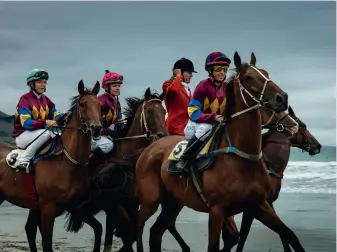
left=0, top=193, right=335, bottom=251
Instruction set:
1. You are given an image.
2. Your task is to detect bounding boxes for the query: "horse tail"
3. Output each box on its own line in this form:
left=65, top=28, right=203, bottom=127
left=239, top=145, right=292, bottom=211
left=64, top=193, right=101, bottom=233
left=64, top=211, right=84, bottom=233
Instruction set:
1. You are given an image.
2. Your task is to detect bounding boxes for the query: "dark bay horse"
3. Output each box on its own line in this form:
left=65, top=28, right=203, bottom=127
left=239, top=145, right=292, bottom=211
left=223, top=105, right=322, bottom=252
left=0, top=80, right=102, bottom=252
left=135, top=51, right=299, bottom=252
left=63, top=87, right=167, bottom=252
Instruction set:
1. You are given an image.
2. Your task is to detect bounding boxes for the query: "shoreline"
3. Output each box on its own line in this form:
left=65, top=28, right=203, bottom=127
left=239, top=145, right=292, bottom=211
left=0, top=192, right=335, bottom=251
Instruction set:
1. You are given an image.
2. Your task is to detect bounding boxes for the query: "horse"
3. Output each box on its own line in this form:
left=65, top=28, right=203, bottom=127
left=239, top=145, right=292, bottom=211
left=63, top=87, right=167, bottom=252
left=111, top=105, right=299, bottom=252
left=221, top=105, right=322, bottom=252
left=164, top=105, right=322, bottom=252
left=134, top=51, right=306, bottom=252
left=0, top=80, right=102, bottom=252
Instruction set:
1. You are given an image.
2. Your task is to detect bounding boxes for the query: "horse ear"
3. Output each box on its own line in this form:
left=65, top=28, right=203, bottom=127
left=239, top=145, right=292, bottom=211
left=78, top=80, right=85, bottom=94
left=159, top=92, right=165, bottom=101
left=288, top=106, right=295, bottom=116
left=145, top=87, right=151, bottom=100
left=234, top=51, right=241, bottom=71
left=92, top=81, right=100, bottom=95
left=250, top=52, right=256, bottom=66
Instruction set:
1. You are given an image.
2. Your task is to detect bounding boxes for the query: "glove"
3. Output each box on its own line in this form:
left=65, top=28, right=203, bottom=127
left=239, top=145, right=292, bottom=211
left=108, top=129, right=119, bottom=139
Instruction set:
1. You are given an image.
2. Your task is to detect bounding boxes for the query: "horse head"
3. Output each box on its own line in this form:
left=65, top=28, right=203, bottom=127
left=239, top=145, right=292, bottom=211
left=288, top=106, right=322, bottom=155
left=65, top=80, right=102, bottom=138
left=233, top=52, right=288, bottom=113
left=123, top=87, right=167, bottom=141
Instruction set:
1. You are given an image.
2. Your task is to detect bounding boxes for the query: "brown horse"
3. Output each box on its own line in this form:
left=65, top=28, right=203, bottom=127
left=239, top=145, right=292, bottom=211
left=0, top=80, right=102, bottom=252
left=62, top=87, right=167, bottom=252
left=223, top=105, right=322, bottom=252
left=134, top=51, right=299, bottom=252
left=164, top=105, right=322, bottom=252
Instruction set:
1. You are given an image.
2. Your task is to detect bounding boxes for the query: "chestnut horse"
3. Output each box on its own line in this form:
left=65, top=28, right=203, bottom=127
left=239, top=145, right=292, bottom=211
left=155, top=106, right=321, bottom=252
left=134, top=51, right=303, bottom=252
left=166, top=105, right=321, bottom=252
left=222, top=105, right=322, bottom=252
left=111, top=105, right=296, bottom=252
left=62, top=87, right=167, bottom=252
left=0, top=80, right=102, bottom=252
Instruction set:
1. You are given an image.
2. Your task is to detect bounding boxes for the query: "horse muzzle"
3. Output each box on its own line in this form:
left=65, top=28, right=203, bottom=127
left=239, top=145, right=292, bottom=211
left=89, top=124, right=102, bottom=138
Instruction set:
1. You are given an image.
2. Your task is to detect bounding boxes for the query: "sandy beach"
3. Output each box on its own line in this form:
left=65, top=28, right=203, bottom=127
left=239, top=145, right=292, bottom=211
left=0, top=193, right=335, bottom=252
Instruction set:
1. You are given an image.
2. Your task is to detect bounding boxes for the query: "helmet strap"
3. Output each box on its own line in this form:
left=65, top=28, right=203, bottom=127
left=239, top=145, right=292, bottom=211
left=29, top=80, right=46, bottom=93
left=105, top=85, right=112, bottom=95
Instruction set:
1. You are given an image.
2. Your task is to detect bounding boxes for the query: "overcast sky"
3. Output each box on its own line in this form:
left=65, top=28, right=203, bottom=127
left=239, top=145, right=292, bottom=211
left=0, top=1, right=335, bottom=146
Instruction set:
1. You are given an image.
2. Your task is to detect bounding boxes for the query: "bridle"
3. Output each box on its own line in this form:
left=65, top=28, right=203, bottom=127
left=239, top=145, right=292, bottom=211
left=114, top=98, right=164, bottom=142
left=228, top=64, right=271, bottom=119
left=51, top=92, right=101, bottom=166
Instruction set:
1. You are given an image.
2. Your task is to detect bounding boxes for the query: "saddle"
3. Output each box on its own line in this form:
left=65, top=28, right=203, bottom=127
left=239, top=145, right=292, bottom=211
left=5, top=136, right=60, bottom=172
left=167, top=127, right=223, bottom=175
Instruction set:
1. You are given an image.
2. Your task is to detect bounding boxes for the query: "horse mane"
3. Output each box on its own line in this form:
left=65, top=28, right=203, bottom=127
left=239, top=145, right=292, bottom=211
left=61, top=88, right=96, bottom=128
left=68, top=88, right=95, bottom=113
left=224, top=62, right=250, bottom=123
left=121, top=88, right=162, bottom=135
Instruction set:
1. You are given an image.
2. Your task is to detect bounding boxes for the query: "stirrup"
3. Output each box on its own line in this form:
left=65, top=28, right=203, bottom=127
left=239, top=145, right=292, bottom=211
left=176, top=159, right=188, bottom=170
left=17, top=162, right=30, bottom=173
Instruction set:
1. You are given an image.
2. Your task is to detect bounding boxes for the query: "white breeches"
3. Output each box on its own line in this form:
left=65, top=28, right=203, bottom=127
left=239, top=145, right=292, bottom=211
left=184, top=120, right=213, bottom=141
left=15, top=129, right=53, bottom=163
left=91, top=136, right=114, bottom=154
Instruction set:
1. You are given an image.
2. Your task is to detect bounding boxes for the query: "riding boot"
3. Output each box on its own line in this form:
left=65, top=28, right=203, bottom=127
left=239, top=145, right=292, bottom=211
left=175, top=135, right=203, bottom=171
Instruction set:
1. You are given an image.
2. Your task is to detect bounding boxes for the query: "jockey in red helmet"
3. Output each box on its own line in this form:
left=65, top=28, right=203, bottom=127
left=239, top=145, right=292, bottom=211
left=13, top=69, right=66, bottom=170
left=162, top=58, right=197, bottom=136
left=175, top=52, right=231, bottom=171
left=90, top=70, right=125, bottom=162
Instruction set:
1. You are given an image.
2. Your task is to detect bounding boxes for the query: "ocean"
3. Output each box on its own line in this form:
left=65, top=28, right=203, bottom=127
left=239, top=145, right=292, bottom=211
left=284, top=146, right=336, bottom=194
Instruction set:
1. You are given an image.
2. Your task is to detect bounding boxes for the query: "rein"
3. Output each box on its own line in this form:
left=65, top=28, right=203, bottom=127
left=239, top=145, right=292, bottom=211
left=114, top=98, right=163, bottom=142
left=29, top=93, right=98, bottom=166
left=209, top=64, right=273, bottom=160
left=113, top=98, right=163, bottom=160
left=261, top=112, right=301, bottom=180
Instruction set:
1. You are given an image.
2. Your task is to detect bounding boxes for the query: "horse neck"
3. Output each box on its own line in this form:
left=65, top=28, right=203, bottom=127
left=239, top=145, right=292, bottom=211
left=263, top=132, right=291, bottom=174
left=225, top=86, right=262, bottom=155
left=60, top=107, right=91, bottom=166
left=118, top=110, right=148, bottom=158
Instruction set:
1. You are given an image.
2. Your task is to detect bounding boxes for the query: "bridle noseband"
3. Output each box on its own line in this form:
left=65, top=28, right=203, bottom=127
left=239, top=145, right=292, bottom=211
left=54, top=93, right=101, bottom=165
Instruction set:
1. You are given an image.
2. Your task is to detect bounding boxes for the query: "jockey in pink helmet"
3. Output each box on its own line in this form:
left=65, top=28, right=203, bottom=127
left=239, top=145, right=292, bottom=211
left=90, top=70, right=125, bottom=163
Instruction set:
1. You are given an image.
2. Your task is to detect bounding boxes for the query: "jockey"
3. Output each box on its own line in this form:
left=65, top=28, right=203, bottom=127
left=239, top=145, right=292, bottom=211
left=175, top=52, right=231, bottom=170
left=162, top=58, right=196, bottom=136
left=13, top=69, right=66, bottom=170
left=90, top=70, right=125, bottom=161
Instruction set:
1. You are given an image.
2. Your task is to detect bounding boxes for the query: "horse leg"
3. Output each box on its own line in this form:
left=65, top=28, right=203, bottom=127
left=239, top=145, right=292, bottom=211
left=137, top=201, right=160, bottom=252
left=269, top=203, right=292, bottom=252
left=208, top=206, right=224, bottom=252
left=234, top=211, right=255, bottom=252
left=40, top=204, right=56, bottom=252
left=103, top=210, right=118, bottom=252
left=220, top=216, right=239, bottom=252
left=168, top=222, right=191, bottom=252
left=149, top=198, right=183, bottom=252
left=254, top=201, right=305, bottom=252
left=25, top=210, right=41, bottom=252
left=82, top=216, right=103, bottom=252
left=116, top=205, right=136, bottom=252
